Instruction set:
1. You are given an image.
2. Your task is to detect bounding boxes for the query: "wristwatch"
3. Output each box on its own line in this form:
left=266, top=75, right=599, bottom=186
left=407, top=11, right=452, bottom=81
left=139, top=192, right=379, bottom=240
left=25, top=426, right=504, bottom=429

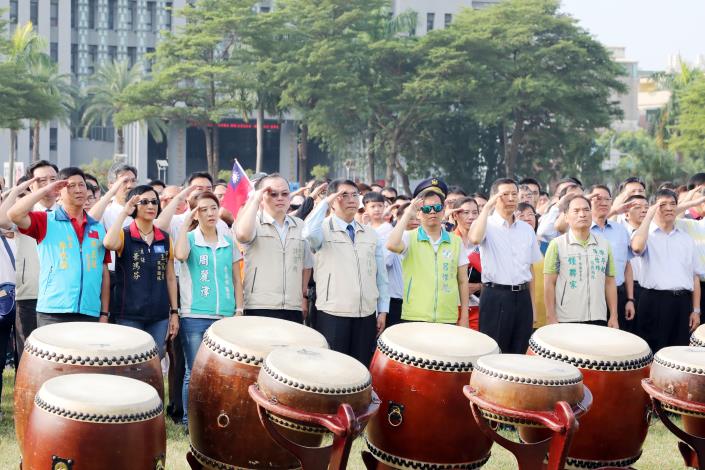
left=100, top=311, right=110, bottom=318
left=170, top=308, right=179, bottom=315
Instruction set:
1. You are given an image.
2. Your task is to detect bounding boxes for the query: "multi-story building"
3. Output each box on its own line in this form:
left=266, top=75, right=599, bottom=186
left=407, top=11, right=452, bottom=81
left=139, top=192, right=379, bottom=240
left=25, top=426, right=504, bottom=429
left=392, top=0, right=499, bottom=36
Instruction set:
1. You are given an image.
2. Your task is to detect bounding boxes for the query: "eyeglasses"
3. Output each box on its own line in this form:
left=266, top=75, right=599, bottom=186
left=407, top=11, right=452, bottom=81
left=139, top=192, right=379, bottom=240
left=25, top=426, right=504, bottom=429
left=137, top=199, right=159, bottom=206
left=458, top=210, right=479, bottom=217
left=339, top=192, right=360, bottom=200
left=420, top=204, right=443, bottom=214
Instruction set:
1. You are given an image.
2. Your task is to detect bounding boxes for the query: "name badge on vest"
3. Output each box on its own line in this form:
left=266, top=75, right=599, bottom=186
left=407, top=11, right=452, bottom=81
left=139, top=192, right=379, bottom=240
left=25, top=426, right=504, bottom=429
left=153, top=245, right=165, bottom=254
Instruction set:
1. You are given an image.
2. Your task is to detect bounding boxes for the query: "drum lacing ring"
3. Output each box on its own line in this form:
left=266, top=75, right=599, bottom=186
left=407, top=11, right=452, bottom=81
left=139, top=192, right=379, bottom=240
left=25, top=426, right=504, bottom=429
left=262, top=362, right=372, bottom=395
left=528, top=338, right=653, bottom=371
left=189, top=444, right=301, bottom=470
left=24, top=341, right=159, bottom=366
left=661, top=402, right=705, bottom=418
left=478, top=409, right=545, bottom=428
left=34, top=395, right=163, bottom=423
left=376, top=337, right=474, bottom=372
left=264, top=410, right=329, bottom=435
left=691, top=336, right=705, bottom=348
left=473, top=364, right=582, bottom=386
left=565, top=452, right=641, bottom=469
left=653, top=355, right=705, bottom=376
left=364, top=437, right=490, bottom=469
left=202, top=331, right=264, bottom=366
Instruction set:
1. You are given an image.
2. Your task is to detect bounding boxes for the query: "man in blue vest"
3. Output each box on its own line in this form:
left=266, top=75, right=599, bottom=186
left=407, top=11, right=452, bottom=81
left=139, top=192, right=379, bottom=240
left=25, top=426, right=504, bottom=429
left=8, top=167, right=111, bottom=327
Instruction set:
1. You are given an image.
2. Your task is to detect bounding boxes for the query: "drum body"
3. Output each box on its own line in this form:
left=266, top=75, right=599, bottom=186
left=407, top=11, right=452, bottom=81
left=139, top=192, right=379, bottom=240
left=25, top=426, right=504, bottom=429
left=649, top=346, right=705, bottom=437
left=528, top=324, right=652, bottom=469
left=188, top=317, right=328, bottom=470
left=22, top=374, right=166, bottom=470
left=690, top=325, right=705, bottom=348
left=15, top=322, right=162, bottom=452
left=366, top=322, right=499, bottom=469
left=257, top=346, right=373, bottom=436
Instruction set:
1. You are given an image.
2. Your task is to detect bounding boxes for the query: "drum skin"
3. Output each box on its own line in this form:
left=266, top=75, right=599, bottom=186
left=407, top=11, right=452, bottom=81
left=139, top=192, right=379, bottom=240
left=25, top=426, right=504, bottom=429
left=14, top=345, right=163, bottom=453
left=366, top=349, right=492, bottom=468
left=527, top=349, right=650, bottom=467
left=23, top=407, right=166, bottom=470
left=188, top=340, right=305, bottom=469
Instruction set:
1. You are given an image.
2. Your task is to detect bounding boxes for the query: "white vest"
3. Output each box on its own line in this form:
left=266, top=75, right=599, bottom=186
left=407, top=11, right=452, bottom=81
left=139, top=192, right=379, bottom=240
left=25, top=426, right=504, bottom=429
left=15, top=233, right=40, bottom=301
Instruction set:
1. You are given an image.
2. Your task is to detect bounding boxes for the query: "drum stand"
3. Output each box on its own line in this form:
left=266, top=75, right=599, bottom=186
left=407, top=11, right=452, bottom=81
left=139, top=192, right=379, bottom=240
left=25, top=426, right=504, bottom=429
left=248, top=384, right=380, bottom=470
left=642, top=379, right=705, bottom=470
left=462, top=385, right=592, bottom=470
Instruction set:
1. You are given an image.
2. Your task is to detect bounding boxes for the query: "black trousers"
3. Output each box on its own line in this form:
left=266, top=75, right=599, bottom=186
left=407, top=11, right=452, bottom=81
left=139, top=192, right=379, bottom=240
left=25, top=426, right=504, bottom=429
left=637, top=288, right=692, bottom=353
left=0, top=316, right=14, bottom=404
left=700, top=281, right=705, bottom=313
left=15, top=299, right=37, bottom=362
left=315, top=311, right=377, bottom=366
left=617, top=284, right=637, bottom=333
left=36, top=312, right=99, bottom=327
left=564, top=320, right=607, bottom=327
left=479, top=287, right=533, bottom=354
left=245, top=308, right=303, bottom=324
left=166, top=332, right=185, bottom=422
left=387, top=298, right=403, bottom=328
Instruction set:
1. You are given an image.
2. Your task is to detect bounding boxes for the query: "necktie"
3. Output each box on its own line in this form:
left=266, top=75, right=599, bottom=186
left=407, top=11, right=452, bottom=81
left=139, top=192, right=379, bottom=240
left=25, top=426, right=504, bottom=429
left=346, top=224, right=355, bottom=243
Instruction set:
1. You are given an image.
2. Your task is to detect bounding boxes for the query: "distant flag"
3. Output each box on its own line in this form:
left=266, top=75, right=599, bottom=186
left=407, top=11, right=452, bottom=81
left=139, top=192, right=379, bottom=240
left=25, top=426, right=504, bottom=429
left=221, top=159, right=253, bottom=219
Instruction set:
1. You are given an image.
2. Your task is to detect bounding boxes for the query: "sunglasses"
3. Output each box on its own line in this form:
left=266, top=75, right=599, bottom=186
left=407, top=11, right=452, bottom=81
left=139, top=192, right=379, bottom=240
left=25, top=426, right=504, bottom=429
left=137, top=199, right=159, bottom=206
left=420, top=204, right=443, bottom=214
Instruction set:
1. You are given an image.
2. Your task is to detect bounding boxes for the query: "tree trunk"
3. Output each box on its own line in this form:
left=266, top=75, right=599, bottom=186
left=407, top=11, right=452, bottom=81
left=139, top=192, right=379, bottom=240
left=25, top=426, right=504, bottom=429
left=255, top=104, right=264, bottom=173
left=203, top=126, right=216, bottom=177
left=32, top=121, right=40, bottom=162
left=297, top=123, right=308, bottom=187
left=116, top=127, right=125, bottom=157
left=504, top=118, right=523, bottom=178
left=385, top=138, right=397, bottom=185
left=366, top=124, right=375, bottom=184
left=395, top=158, right=411, bottom=196
left=213, top=125, right=220, bottom=176
left=9, top=130, right=17, bottom=188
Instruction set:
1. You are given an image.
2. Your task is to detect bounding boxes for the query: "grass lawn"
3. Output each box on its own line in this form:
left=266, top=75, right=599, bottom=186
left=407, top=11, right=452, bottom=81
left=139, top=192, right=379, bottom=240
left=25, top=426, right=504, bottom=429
left=0, top=369, right=687, bottom=469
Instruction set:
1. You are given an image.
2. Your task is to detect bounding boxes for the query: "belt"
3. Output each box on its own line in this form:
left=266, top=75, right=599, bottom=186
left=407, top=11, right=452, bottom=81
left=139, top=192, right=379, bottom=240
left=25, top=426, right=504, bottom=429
left=482, top=282, right=529, bottom=292
left=643, top=288, right=691, bottom=297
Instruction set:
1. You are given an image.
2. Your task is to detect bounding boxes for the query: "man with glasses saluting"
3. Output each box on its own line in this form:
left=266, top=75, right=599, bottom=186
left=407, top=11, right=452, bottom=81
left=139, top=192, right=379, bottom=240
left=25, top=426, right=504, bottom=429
left=387, top=178, right=470, bottom=327
left=303, top=178, right=389, bottom=366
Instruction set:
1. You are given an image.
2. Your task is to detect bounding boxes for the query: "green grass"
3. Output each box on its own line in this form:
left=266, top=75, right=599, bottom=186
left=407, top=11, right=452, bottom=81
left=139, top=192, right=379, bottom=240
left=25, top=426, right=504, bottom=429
left=0, top=368, right=687, bottom=469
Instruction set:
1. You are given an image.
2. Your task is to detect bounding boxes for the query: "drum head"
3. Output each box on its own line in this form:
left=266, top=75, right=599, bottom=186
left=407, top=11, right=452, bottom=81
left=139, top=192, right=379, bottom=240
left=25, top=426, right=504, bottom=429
left=35, top=374, right=162, bottom=422
left=654, top=346, right=705, bottom=375
left=378, top=322, right=499, bottom=371
left=26, top=322, right=157, bottom=363
left=475, top=354, right=583, bottom=386
left=530, top=324, right=652, bottom=370
left=263, top=346, right=371, bottom=394
left=206, top=317, right=328, bottom=365
left=691, top=325, right=705, bottom=348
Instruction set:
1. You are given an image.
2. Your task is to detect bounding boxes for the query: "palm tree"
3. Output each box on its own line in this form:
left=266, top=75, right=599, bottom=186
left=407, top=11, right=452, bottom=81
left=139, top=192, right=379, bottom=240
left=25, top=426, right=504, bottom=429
left=81, top=60, right=166, bottom=156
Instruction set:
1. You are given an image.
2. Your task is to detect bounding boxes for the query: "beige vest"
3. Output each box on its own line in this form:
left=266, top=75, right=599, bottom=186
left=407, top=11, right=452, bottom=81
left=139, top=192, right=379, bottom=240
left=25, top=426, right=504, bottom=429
left=242, top=213, right=306, bottom=311
left=314, top=218, right=379, bottom=317
left=15, top=233, right=39, bottom=301
left=555, top=231, right=611, bottom=323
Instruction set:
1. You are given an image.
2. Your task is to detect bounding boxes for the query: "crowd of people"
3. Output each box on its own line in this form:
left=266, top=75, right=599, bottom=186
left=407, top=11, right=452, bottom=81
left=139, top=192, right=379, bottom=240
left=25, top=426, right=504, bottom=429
left=0, top=160, right=704, bottom=427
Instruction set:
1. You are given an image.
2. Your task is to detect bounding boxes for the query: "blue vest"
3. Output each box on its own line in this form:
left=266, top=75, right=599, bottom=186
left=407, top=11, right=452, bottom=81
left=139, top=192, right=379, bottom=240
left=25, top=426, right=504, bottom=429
left=36, top=207, right=106, bottom=317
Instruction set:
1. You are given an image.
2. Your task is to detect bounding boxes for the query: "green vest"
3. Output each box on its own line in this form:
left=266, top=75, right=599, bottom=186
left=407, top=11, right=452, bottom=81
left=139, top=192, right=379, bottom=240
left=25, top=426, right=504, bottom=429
left=401, top=227, right=462, bottom=323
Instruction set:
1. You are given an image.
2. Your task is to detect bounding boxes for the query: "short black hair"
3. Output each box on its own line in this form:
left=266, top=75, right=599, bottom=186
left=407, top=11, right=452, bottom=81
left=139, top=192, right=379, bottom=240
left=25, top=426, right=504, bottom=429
left=58, top=167, right=86, bottom=182
left=362, top=191, right=385, bottom=205
left=16, top=175, right=31, bottom=185
left=561, top=194, right=592, bottom=213
left=447, top=185, right=467, bottom=196
left=558, top=176, right=583, bottom=188
left=328, top=178, right=358, bottom=194
left=471, top=192, right=489, bottom=201
left=396, top=202, right=412, bottom=219
left=382, top=186, right=398, bottom=197
left=625, top=194, right=648, bottom=204
left=149, top=179, right=166, bottom=188
left=419, top=189, right=445, bottom=205
left=490, top=178, right=518, bottom=196
left=517, top=202, right=536, bottom=213
left=688, top=173, right=705, bottom=190
left=108, top=162, right=138, bottom=184
left=127, top=185, right=161, bottom=218
left=618, top=177, right=646, bottom=193
left=518, top=178, right=542, bottom=191
left=84, top=173, right=98, bottom=184
left=539, top=190, right=549, bottom=197
left=655, top=188, right=677, bottom=204
left=451, top=197, right=478, bottom=210
left=589, top=184, right=612, bottom=197
left=395, top=194, right=411, bottom=202
left=28, top=160, right=58, bottom=177
left=255, top=173, right=289, bottom=190
left=187, top=171, right=214, bottom=186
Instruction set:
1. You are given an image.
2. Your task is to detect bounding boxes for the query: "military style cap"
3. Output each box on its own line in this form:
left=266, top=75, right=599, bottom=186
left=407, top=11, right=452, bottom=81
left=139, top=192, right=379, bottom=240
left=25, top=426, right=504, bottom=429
left=413, top=177, right=448, bottom=199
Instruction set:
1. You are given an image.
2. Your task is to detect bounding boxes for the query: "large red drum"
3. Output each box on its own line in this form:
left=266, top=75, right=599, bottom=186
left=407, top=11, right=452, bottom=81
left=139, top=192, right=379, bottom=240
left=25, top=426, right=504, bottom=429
left=22, top=373, right=166, bottom=470
left=691, top=324, right=705, bottom=347
left=15, top=322, right=163, bottom=453
left=528, top=324, right=652, bottom=469
left=187, top=316, right=328, bottom=470
left=648, top=346, right=705, bottom=437
left=366, top=322, right=499, bottom=469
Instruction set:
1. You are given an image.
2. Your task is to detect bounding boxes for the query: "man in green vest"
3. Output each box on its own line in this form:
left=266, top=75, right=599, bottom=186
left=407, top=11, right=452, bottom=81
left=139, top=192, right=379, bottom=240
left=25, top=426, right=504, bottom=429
left=387, top=178, right=470, bottom=327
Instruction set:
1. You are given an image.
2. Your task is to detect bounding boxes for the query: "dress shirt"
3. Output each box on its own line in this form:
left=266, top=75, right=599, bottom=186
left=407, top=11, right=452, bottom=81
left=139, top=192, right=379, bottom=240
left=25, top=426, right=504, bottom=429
left=101, top=200, right=132, bottom=271
left=676, top=218, right=705, bottom=282
left=479, top=212, right=543, bottom=285
left=374, top=225, right=403, bottom=300
left=303, top=200, right=390, bottom=313
left=621, top=221, right=643, bottom=285
left=590, top=220, right=632, bottom=287
left=537, top=205, right=560, bottom=243
left=635, top=222, right=703, bottom=291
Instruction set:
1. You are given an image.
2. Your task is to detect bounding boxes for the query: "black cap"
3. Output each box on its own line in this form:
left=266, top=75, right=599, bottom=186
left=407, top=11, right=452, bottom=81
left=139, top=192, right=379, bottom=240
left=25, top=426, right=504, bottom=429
left=413, top=177, right=448, bottom=199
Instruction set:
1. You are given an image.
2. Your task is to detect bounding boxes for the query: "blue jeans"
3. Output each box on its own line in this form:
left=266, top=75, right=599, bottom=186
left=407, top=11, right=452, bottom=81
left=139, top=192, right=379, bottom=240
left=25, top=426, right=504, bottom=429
left=115, top=317, right=170, bottom=359
left=180, top=317, right=217, bottom=426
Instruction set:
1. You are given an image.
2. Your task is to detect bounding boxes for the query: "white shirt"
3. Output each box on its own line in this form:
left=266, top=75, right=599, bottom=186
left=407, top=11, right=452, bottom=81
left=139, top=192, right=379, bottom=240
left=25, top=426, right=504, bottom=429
left=0, top=235, right=16, bottom=285
left=375, top=224, right=403, bottom=300
left=101, top=200, right=132, bottom=271
left=479, top=212, right=543, bottom=285
left=635, top=222, right=703, bottom=291
left=676, top=218, right=705, bottom=282
left=621, top=221, right=643, bottom=285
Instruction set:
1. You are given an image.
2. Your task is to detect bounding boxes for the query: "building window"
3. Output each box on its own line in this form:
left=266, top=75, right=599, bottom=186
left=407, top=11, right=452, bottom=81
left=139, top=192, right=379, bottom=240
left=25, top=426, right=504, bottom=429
left=30, top=0, right=39, bottom=26
left=88, top=44, right=98, bottom=73
left=145, top=47, right=155, bottom=71
left=88, top=0, right=96, bottom=29
left=127, top=46, right=137, bottom=67
left=50, top=42, right=59, bottom=62
left=50, top=128, right=58, bottom=151
left=146, top=1, right=156, bottom=31
left=10, top=1, right=18, bottom=23
left=108, top=45, right=117, bottom=63
left=108, top=0, right=117, bottom=29
left=426, top=13, right=435, bottom=32
left=444, top=13, right=452, bottom=28
left=165, top=2, right=173, bottom=29
left=260, top=6, right=271, bottom=13
left=71, top=0, right=77, bottom=28
left=50, top=0, right=60, bottom=27
left=71, top=44, right=78, bottom=74
left=129, top=0, right=138, bottom=31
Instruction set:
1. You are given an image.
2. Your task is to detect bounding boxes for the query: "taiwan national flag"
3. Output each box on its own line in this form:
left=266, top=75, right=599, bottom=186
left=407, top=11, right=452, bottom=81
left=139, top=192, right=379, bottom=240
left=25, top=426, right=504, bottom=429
left=221, top=159, right=253, bottom=219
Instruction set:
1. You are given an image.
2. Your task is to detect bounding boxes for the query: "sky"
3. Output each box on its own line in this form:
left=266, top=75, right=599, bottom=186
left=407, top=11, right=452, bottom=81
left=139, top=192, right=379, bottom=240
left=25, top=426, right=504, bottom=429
left=560, top=0, right=705, bottom=71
